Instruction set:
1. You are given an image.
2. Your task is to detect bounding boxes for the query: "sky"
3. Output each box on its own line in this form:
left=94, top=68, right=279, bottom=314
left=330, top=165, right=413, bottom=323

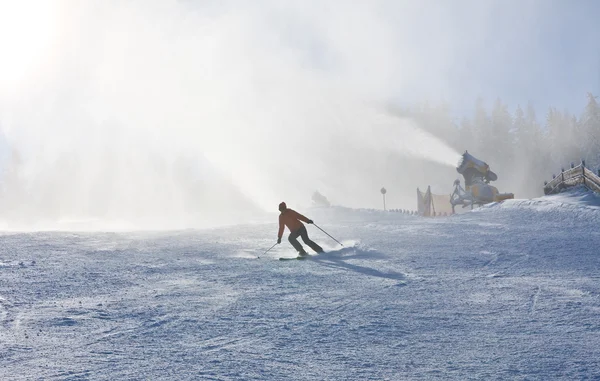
left=0, top=0, right=598, bottom=226
left=435, top=0, right=600, bottom=117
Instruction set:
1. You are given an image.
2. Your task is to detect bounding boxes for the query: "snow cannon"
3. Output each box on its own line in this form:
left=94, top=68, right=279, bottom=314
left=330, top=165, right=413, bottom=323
left=450, top=151, right=514, bottom=212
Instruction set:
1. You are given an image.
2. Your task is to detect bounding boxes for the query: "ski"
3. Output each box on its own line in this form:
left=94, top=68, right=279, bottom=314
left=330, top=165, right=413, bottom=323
left=278, top=252, right=327, bottom=260
left=279, top=256, right=309, bottom=261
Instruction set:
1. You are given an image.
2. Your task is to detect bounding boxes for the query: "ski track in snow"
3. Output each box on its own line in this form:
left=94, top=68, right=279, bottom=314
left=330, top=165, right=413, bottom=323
left=1, top=192, right=600, bottom=379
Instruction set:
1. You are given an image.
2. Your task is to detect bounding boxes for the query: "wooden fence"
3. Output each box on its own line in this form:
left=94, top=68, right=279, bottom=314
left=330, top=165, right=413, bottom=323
left=543, top=161, right=600, bottom=195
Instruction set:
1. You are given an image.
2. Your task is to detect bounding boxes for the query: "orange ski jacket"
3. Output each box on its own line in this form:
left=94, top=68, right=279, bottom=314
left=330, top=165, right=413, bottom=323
left=278, top=209, right=310, bottom=238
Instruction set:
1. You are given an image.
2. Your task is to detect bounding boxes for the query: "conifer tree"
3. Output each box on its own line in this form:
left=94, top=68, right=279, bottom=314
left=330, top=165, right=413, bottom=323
left=580, top=93, right=600, bottom=167
left=490, top=98, right=513, bottom=172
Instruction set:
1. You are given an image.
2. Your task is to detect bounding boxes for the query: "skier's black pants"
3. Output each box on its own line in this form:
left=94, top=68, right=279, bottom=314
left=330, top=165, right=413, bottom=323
left=288, top=225, right=323, bottom=254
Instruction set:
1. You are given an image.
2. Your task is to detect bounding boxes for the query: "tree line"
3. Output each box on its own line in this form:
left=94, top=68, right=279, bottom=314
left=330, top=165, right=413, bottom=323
left=391, top=93, right=600, bottom=198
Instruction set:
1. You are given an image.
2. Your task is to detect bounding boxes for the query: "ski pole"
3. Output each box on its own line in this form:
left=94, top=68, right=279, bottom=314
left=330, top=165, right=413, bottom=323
left=313, top=224, right=343, bottom=247
left=258, top=242, right=278, bottom=259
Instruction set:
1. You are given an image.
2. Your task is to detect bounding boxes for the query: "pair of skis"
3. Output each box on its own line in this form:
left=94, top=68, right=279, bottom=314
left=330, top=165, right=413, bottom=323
left=262, top=223, right=343, bottom=260
left=279, top=255, right=311, bottom=261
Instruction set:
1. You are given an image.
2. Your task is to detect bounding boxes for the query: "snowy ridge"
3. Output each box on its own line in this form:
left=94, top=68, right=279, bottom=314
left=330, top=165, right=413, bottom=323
left=474, top=186, right=600, bottom=221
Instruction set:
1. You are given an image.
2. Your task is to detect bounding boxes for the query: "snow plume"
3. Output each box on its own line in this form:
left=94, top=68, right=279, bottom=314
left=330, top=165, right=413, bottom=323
left=0, top=1, right=461, bottom=229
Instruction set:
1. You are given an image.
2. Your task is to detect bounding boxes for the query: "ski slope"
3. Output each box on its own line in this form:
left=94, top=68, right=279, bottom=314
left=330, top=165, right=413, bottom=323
left=2, top=189, right=600, bottom=380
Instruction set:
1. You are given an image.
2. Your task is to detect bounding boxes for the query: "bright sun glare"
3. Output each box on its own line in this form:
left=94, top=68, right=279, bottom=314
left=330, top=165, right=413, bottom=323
left=0, top=1, right=58, bottom=90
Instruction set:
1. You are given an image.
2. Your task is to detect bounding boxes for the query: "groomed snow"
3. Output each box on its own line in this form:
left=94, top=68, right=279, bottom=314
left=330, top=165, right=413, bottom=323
left=1, top=189, right=600, bottom=380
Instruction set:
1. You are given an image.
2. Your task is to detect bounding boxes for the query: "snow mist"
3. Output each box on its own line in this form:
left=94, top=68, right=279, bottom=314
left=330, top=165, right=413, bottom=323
left=0, top=1, right=460, bottom=230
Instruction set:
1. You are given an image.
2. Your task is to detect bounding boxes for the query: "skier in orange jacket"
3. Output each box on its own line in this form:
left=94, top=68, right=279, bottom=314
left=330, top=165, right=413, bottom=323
left=277, top=202, right=323, bottom=256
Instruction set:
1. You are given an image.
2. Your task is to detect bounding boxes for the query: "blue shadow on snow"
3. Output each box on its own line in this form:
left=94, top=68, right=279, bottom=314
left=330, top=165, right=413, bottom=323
left=310, top=246, right=406, bottom=283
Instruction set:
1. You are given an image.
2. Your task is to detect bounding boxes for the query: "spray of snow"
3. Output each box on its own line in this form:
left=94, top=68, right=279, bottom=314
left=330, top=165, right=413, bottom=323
left=0, top=1, right=461, bottom=229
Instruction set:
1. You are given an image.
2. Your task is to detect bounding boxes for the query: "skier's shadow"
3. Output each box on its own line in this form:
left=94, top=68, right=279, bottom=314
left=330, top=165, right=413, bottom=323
left=311, top=247, right=406, bottom=283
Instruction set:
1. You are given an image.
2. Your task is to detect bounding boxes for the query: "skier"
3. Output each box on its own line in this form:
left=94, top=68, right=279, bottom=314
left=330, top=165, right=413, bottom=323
left=277, top=202, right=323, bottom=256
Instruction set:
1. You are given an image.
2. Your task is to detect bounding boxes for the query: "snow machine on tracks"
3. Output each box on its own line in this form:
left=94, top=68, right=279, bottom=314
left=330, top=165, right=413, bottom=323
left=450, top=151, right=514, bottom=212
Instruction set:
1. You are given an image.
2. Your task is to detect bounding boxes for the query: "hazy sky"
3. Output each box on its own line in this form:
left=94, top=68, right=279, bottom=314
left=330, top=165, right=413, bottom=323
left=178, top=1, right=600, bottom=117
left=429, top=0, right=600, bottom=117
left=1, top=0, right=597, bottom=113
left=271, top=0, right=600, bottom=117
left=0, top=0, right=598, bottom=226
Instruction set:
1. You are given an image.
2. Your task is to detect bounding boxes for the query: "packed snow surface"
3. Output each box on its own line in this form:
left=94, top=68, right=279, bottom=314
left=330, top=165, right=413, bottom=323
left=2, top=189, right=600, bottom=380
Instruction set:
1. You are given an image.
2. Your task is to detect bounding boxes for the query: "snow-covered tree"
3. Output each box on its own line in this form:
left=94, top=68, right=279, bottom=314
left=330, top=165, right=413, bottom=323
left=472, top=97, right=490, bottom=155
left=489, top=98, right=513, bottom=172
left=580, top=93, right=600, bottom=168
